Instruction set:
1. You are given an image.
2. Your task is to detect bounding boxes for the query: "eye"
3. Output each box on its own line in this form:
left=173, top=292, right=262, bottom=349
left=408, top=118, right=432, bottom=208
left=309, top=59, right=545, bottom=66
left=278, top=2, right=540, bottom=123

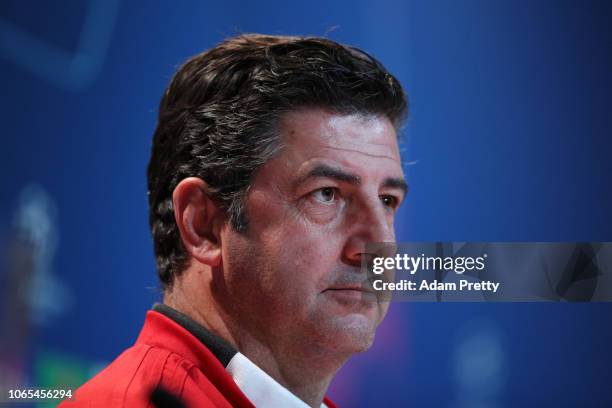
left=312, top=187, right=338, bottom=204
left=380, top=195, right=398, bottom=209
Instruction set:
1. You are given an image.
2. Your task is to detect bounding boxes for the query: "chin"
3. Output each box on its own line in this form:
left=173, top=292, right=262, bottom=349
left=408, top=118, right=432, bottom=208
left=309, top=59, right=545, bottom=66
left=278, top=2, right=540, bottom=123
left=320, top=312, right=378, bottom=354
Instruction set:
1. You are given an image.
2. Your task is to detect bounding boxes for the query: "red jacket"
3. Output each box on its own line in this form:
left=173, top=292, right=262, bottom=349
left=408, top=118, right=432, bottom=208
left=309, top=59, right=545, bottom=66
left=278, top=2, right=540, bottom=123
left=59, top=309, right=338, bottom=408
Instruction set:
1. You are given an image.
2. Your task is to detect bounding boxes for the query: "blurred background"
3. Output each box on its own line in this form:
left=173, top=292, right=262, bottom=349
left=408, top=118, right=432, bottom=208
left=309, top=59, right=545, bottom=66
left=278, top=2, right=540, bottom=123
left=1, top=0, right=611, bottom=406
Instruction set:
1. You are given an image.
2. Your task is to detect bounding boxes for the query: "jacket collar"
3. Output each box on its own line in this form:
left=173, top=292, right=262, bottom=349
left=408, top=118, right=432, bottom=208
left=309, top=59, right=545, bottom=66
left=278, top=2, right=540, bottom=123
left=136, top=306, right=254, bottom=408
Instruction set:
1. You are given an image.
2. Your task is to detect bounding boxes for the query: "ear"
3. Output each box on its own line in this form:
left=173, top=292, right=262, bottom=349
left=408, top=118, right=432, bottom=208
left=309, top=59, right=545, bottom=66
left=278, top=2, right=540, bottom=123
left=172, top=177, right=223, bottom=267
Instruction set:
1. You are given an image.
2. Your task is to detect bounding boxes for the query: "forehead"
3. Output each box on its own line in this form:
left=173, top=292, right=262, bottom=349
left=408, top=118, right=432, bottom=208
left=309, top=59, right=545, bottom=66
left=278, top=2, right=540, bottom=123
left=277, top=109, right=402, bottom=165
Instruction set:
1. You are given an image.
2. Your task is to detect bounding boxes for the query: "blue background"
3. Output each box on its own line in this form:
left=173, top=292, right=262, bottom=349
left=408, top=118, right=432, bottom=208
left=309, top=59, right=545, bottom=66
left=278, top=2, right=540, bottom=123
left=1, top=0, right=611, bottom=406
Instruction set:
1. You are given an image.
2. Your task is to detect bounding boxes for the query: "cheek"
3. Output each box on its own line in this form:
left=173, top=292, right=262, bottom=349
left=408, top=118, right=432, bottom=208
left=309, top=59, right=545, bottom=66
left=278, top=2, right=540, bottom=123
left=220, top=227, right=314, bottom=298
left=232, top=190, right=348, bottom=299
left=266, top=234, right=344, bottom=308
left=254, top=207, right=344, bottom=282
left=292, top=235, right=349, bottom=297
left=270, top=234, right=336, bottom=294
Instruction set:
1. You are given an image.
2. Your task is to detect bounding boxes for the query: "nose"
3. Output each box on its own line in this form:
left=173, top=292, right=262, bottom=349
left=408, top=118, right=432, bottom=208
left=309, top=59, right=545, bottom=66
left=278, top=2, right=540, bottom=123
left=341, top=198, right=395, bottom=267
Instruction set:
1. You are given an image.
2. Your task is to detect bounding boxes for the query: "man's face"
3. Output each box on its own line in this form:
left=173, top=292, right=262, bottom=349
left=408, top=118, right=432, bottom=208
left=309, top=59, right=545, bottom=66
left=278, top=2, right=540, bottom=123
left=218, top=108, right=405, bottom=358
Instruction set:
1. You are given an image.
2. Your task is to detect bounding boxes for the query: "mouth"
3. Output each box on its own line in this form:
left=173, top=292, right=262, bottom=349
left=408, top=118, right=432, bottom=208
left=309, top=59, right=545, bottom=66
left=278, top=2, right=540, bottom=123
left=325, top=286, right=374, bottom=294
left=325, top=280, right=376, bottom=292
left=323, top=286, right=377, bottom=302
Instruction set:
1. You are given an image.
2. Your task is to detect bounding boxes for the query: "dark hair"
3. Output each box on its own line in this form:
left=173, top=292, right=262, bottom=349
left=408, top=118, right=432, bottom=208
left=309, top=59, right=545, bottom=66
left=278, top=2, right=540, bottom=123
left=147, top=33, right=408, bottom=290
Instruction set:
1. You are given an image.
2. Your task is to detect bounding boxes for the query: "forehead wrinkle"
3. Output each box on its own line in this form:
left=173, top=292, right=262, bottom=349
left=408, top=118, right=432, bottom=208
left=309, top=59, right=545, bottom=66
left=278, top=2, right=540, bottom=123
left=319, top=144, right=400, bottom=161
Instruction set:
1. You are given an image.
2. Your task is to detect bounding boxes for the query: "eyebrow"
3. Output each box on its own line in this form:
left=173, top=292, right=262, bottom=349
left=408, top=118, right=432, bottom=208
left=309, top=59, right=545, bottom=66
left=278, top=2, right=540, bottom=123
left=382, top=177, right=409, bottom=196
left=294, top=164, right=408, bottom=196
left=297, top=165, right=361, bottom=186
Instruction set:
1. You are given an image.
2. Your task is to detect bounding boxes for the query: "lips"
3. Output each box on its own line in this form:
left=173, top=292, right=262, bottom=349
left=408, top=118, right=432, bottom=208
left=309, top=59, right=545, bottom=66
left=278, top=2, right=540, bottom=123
left=323, top=286, right=378, bottom=305
left=325, top=286, right=374, bottom=294
left=324, top=281, right=378, bottom=299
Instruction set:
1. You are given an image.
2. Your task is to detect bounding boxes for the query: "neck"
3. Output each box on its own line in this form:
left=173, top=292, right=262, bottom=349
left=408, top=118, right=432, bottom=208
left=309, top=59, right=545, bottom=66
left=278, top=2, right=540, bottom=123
left=228, top=328, right=341, bottom=407
left=163, top=266, right=347, bottom=407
